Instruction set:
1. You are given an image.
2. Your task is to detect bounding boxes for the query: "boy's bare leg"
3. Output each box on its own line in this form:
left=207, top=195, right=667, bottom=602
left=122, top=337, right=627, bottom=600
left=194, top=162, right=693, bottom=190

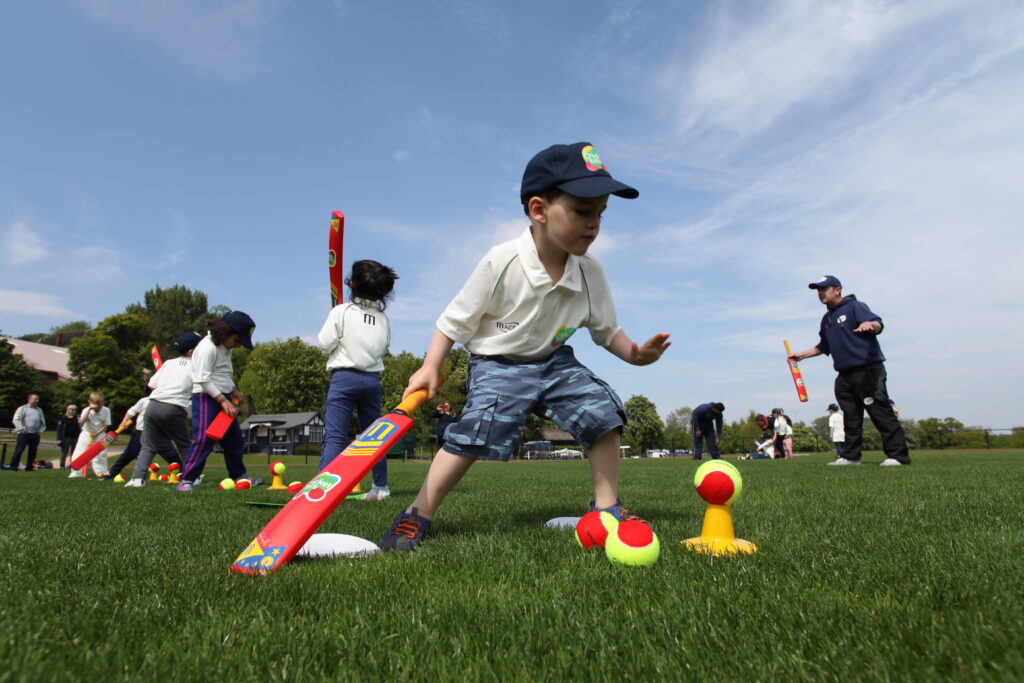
left=406, top=449, right=475, bottom=520
left=587, top=430, right=621, bottom=509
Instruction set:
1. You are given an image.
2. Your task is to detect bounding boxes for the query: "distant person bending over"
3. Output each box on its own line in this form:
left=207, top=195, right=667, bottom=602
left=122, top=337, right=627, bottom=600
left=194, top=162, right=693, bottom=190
left=318, top=259, right=399, bottom=502
left=691, top=402, right=725, bottom=461
left=790, top=275, right=910, bottom=466
left=377, top=141, right=671, bottom=551
left=771, top=408, right=793, bottom=459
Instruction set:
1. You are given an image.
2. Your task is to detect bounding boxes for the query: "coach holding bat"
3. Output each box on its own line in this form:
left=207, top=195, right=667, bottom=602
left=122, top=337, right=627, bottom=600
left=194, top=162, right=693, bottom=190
left=790, top=275, right=910, bottom=467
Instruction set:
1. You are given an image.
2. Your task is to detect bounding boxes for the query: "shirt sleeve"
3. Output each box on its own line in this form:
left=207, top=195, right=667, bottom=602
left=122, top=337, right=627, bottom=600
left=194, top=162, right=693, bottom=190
left=318, top=306, right=343, bottom=353
left=148, top=362, right=165, bottom=390
left=816, top=316, right=831, bottom=355
left=714, top=414, right=723, bottom=437
left=191, top=341, right=215, bottom=385
left=852, top=301, right=884, bottom=333
left=13, top=406, right=24, bottom=431
left=581, top=259, right=622, bottom=347
left=436, top=252, right=498, bottom=344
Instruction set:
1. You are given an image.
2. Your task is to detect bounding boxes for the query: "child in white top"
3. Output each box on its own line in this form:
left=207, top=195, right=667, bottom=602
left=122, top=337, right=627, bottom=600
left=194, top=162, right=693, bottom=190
left=68, top=392, right=113, bottom=477
left=317, top=259, right=398, bottom=500
left=378, top=142, right=671, bottom=551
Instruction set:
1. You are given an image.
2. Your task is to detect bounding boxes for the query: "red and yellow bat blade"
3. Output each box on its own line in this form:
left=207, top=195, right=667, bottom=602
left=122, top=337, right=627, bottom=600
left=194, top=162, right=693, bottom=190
left=68, top=421, right=132, bottom=471
left=151, top=345, right=163, bottom=370
left=231, top=389, right=430, bottom=575
left=784, top=339, right=808, bottom=402
left=328, top=210, right=345, bottom=307
left=205, top=398, right=239, bottom=441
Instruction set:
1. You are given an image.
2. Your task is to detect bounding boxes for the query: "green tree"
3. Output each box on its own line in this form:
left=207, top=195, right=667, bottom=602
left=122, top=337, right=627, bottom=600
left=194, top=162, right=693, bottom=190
left=380, top=347, right=471, bottom=452
left=0, top=337, right=43, bottom=423
left=125, top=285, right=212, bottom=360
left=66, top=331, right=147, bottom=418
left=664, top=406, right=692, bottom=452
left=50, top=321, right=92, bottom=334
left=622, top=394, right=663, bottom=455
left=238, top=338, right=328, bottom=414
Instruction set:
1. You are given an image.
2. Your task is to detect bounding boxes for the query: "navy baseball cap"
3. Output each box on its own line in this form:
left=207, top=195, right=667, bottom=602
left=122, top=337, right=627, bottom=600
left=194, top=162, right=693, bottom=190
left=827, top=403, right=840, bottom=411
left=174, top=331, right=203, bottom=354
left=808, top=275, right=842, bottom=289
left=223, top=310, right=256, bottom=350
left=520, top=142, right=638, bottom=203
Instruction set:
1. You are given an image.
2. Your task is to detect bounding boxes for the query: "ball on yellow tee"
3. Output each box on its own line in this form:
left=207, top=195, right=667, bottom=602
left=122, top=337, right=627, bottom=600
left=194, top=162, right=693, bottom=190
left=693, top=460, right=743, bottom=505
left=605, top=520, right=660, bottom=567
left=271, top=461, right=286, bottom=476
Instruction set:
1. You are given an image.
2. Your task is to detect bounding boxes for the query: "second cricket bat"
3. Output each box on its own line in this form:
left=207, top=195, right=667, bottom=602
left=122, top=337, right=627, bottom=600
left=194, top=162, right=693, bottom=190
left=69, top=421, right=132, bottom=471
left=231, top=388, right=430, bottom=575
left=784, top=340, right=809, bottom=402
left=205, top=399, right=239, bottom=441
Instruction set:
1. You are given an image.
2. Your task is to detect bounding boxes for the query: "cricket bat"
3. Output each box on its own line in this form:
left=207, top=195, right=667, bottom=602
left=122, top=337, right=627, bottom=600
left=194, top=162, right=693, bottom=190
left=231, top=388, right=431, bottom=575
left=205, top=398, right=239, bottom=441
left=328, top=210, right=345, bottom=307
left=151, top=345, right=162, bottom=370
left=784, top=340, right=809, bottom=402
left=69, top=421, right=132, bottom=471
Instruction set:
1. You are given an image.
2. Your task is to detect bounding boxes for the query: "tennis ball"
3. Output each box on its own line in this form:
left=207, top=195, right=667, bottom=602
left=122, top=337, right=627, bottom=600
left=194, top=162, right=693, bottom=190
left=605, top=520, right=660, bottom=567
left=159, top=474, right=168, bottom=482
left=149, top=463, right=160, bottom=472
left=575, top=511, right=619, bottom=550
left=287, top=481, right=304, bottom=494
left=693, top=460, right=743, bottom=505
left=219, top=478, right=236, bottom=490
left=271, top=461, right=286, bottom=475
left=168, top=463, right=180, bottom=472
left=113, top=473, right=126, bottom=483
left=235, top=479, right=251, bottom=490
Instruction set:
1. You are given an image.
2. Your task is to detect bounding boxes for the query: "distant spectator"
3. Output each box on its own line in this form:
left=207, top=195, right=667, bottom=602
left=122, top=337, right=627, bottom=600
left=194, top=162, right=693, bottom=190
left=692, top=402, right=725, bottom=461
left=6, top=394, right=46, bottom=471
left=827, top=403, right=845, bottom=459
left=56, top=404, right=81, bottom=469
left=433, top=402, right=457, bottom=450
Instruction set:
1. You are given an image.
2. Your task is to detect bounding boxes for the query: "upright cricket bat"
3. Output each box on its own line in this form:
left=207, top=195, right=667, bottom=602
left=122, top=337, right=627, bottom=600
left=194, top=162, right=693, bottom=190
left=231, top=388, right=430, bottom=575
left=328, top=210, right=345, bottom=307
left=205, top=398, right=239, bottom=441
left=151, top=345, right=162, bottom=370
left=784, top=340, right=809, bottom=402
left=69, top=421, right=132, bottom=471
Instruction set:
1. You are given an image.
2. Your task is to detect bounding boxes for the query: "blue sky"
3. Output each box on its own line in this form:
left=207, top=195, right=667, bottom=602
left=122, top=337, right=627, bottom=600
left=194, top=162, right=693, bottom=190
left=2, top=1, right=1022, bottom=428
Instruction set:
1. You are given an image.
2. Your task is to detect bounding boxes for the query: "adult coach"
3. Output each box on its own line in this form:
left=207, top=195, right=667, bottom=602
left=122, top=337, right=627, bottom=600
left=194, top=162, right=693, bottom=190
left=691, top=402, right=725, bottom=460
left=790, top=276, right=910, bottom=466
left=7, top=394, right=45, bottom=471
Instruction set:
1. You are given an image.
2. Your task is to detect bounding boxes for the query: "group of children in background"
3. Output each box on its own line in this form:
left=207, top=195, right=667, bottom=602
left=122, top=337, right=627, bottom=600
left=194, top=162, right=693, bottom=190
left=42, top=141, right=674, bottom=553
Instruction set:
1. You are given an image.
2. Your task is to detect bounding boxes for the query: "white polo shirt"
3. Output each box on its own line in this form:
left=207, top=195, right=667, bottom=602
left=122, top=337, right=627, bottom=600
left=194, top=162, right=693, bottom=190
left=828, top=412, right=845, bottom=442
left=125, top=397, right=150, bottom=432
left=437, top=228, right=621, bottom=361
left=318, top=300, right=391, bottom=373
left=149, top=356, right=194, bottom=409
left=80, top=405, right=112, bottom=435
left=191, top=334, right=236, bottom=394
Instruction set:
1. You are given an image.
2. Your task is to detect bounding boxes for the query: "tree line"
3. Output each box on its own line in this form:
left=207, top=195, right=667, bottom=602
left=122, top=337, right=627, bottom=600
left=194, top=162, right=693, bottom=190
left=3, top=284, right=1021, bottom=454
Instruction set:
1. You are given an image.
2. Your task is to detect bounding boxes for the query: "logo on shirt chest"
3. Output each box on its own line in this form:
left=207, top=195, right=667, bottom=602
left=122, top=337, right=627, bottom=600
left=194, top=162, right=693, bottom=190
left=551, top=326, right=578, bottom=347
left=496, top=321, right=519, bottom=333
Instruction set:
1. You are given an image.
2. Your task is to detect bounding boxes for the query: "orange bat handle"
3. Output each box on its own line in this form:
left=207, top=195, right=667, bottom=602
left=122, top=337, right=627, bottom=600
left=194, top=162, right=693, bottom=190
left=784, top=339, right=795, bottom=357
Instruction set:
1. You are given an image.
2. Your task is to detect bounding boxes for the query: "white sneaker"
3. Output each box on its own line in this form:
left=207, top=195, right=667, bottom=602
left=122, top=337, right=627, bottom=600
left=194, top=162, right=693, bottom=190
left=68, top=470, right=82, bottom=478
left=362, top=487, right=391, bottom=501
left=125, top=478, right=145, bottom=488
left=879, top=458, right=903, bottom=467
left=827, top=458, right=860, bottom=466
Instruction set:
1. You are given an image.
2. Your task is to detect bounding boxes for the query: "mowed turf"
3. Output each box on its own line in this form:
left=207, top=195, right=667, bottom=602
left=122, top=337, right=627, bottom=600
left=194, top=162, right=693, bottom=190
left=1, top=451, right=1022, bottom=681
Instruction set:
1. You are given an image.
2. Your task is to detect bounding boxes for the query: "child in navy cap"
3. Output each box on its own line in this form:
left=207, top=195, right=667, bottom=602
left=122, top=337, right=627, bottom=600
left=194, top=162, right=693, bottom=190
left=379, top=142, right=671, bottom=551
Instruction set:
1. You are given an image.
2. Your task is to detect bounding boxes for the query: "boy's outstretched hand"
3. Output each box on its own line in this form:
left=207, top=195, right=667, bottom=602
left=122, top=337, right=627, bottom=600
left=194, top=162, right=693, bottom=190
left=628, top=333, right=671, bottom=365
left=608, top=331, right=671, bottom=366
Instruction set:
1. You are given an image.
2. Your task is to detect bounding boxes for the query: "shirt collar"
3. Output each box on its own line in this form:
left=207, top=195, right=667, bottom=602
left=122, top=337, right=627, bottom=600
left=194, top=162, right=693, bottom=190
left=515, top=228, right=583, bottom=292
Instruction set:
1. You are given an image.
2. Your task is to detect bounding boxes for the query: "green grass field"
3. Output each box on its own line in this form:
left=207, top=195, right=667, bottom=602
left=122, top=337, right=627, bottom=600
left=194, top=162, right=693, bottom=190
left=2, top=451, right=1022, bottom=681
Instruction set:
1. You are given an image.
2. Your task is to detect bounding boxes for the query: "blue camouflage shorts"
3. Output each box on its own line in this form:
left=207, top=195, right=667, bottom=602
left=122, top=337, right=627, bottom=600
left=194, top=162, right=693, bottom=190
left=443, top=345, right=627, bottom=462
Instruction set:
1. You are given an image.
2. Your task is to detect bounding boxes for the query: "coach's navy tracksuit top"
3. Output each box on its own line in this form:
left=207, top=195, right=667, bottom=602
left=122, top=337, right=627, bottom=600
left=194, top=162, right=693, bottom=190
left=815, top=295, right=886, bottom=372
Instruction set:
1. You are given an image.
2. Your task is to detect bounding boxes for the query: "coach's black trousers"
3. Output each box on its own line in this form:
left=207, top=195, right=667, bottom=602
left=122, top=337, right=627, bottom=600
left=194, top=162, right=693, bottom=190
left=834, top=366, right=910, bottom=464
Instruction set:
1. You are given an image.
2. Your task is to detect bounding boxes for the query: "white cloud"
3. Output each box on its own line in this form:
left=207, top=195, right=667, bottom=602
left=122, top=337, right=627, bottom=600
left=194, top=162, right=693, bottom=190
left=73, top=0, right=280, bottom=80
left=0, top=220, right=48, bottom=265
left=0, top=289, right=75, bottom=317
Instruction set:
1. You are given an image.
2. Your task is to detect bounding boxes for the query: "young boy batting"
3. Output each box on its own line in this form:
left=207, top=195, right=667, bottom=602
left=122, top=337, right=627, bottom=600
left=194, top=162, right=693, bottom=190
left=68, top=392, right=113, bottom=478
left=378, top=141, right=671, bottom=551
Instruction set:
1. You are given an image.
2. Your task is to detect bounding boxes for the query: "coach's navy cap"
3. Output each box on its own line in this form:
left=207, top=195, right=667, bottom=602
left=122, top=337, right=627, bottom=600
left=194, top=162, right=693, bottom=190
left=223, top=310, right=256, bottom=350
left=520, top=142, right=638, bottom=203
left=808, top=275, right=842, bottom=289
left=174, top=331, right=203, bottom=354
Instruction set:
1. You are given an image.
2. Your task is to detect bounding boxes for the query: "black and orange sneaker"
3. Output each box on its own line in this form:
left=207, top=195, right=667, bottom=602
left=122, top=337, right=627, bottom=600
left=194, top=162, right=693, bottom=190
left=378, top=507, right=432, bottom=551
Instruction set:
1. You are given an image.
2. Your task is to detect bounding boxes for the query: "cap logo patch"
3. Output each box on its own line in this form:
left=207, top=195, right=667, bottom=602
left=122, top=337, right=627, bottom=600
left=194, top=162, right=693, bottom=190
left=581, top=145, right=605, bottom=172
left=247, top=326, right=255, bottom=336
left=818, top=276, right=828, bottom=282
